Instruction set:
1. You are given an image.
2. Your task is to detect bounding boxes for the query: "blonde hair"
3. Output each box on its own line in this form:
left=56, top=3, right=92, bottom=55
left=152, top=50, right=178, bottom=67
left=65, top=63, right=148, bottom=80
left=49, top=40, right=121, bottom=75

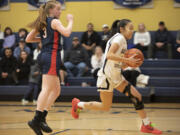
left=138, top=23, right=146, bottom=32
left=28, top=0, right=60, bottom=32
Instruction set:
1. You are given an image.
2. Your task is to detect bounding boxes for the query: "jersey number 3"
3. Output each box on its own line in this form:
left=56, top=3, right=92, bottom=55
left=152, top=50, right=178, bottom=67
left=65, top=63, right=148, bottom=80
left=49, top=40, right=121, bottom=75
left=43, top=28, right=47, bottom=38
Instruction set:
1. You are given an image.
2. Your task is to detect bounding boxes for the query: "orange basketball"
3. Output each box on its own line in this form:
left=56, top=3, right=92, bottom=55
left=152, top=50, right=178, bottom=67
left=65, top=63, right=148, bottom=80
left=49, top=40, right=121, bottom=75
left=124, top=48, right=144, bottom=68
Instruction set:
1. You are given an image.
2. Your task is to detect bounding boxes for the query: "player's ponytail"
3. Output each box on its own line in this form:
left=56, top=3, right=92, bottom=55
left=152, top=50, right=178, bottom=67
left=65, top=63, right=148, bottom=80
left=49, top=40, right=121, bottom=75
left=110, top=19, right=131, bottom=38
left=28, top=0, right=60, bottom=32
left=109, top=20, right=120, bottom=38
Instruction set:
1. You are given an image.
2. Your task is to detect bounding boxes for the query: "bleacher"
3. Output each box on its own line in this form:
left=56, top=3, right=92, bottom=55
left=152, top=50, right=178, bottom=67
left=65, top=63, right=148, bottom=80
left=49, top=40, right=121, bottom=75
left=142, top=59, right=180, bottom=102
left=65, top=61, right=180, bottom=103
left=0, top=31, right=180, bottom=102
left=0, top=59, right=180, bottom=102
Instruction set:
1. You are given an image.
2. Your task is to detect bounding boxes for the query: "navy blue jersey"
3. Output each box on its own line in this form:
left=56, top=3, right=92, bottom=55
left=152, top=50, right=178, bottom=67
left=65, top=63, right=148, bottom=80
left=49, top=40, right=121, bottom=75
left=40, top=17, right=62, bottom=53
left=38, top=17, right=62, bottom=76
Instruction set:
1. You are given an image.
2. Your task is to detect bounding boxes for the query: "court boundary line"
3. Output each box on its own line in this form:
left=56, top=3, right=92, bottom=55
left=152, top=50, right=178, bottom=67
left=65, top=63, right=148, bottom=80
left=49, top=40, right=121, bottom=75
left=48, top=128, right=177, bottom=134
left=0, top=128, right=176, bottom=134
left=0, top=104, right=180, bottom=110
left=0, top=125, right=177, bottom=135
left=50, top=129, right=70, bottom=135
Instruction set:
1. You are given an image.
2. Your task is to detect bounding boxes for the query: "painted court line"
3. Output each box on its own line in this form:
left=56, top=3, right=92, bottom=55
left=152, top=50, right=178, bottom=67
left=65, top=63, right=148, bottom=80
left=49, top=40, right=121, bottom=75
left=51, top=129, right=70, bottom=135
left=0, top=104, right=180, bottom=110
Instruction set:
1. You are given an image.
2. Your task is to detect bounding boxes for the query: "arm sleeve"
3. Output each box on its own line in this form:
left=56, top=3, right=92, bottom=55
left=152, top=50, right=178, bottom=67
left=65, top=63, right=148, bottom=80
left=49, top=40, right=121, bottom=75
left=26, top=47, right=31, bottom=54
left=83, top=48, right=89, bottom=65
left=64, top=50, right=70, bottom=62
left=0, top=60, right=2, bottom=74
left=91, top=55, right=98, bottom=69
left=144, top=32, right=151, bottom=46
left=133, top=32, right=138, bottom=45
left=81, top=32, right=86, bottom=44
left=111, top=36, right=123, bottom=47
left=167, top=32, right=173, bottom=44
left=20, top=63, right=30, bottom=74
left=13, top=48, right=18, bottom=59
left=177, top=31, right=180, bottom=40
left=94, top=32, right=101, bottom=45
left=154, top=32, right=158, bottom=43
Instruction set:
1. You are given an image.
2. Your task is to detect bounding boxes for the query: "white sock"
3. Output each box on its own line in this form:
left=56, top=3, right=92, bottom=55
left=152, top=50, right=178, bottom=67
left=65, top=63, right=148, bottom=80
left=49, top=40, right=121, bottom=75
left=77, top=102, right=85, bottom=109
left=142, top=117, right=150, bottom=126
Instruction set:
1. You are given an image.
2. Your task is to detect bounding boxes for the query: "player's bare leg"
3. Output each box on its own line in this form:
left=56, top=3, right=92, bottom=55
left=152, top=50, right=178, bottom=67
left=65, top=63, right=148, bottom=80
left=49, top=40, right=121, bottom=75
left=116, top=80, right=162, bottom=134
left=71, top=91, right=113, bottom=119
left=28, top=75, right=58, bottom=134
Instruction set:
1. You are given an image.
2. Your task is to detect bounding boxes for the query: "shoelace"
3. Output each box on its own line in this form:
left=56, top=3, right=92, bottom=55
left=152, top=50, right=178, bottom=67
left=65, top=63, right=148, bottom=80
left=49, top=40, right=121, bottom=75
left=76, top=108, right=81, bottom=114
left=150, top=123, right=156, bottom=128
left=147, top=123, right=156, bottom=130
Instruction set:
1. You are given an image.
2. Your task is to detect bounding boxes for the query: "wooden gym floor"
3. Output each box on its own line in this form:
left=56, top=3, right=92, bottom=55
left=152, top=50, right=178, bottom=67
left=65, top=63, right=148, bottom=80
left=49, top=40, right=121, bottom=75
left=0, top=102, right=180, bottom=135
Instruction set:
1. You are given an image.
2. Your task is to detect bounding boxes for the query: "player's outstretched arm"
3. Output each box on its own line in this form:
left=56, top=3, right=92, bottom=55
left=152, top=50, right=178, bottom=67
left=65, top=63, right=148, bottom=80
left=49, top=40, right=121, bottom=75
left=51, top=14, right=73, bottom=37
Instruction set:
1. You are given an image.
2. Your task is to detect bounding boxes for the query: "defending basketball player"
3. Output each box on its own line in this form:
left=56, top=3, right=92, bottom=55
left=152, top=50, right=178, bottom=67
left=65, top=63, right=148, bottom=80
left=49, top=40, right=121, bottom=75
left=71, top=19, right=162, bottom=134
left=26, top=1, right=73, bottom=135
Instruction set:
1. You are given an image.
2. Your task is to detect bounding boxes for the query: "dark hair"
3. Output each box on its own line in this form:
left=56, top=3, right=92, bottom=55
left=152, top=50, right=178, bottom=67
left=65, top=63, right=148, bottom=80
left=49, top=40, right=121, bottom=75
left=110, top=19, right=131, bottom=38
left=4, top=47, right=12, bottom=52
left=4, top=48, right=12, bottom=57
left=18, top=28, right=28, bottom=36
left=93, top=45, right=103, bottom=54
left=159, top=21, right=165, bottom=26
left=18, top=50, right=30, bottom=63
left=4, top=27, right=13, bottom=37
left=20, top=50, right=28, bottom=55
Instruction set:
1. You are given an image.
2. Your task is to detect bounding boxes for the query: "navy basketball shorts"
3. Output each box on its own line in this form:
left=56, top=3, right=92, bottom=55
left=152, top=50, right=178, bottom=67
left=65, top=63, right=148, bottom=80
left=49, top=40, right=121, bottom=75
left=38, top=51, right=61, bottom=76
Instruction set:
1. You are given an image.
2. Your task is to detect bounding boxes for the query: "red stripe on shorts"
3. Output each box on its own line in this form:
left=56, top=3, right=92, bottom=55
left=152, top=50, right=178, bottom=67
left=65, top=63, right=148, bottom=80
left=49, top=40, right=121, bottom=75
left=48, top=31, right=58, bottom=75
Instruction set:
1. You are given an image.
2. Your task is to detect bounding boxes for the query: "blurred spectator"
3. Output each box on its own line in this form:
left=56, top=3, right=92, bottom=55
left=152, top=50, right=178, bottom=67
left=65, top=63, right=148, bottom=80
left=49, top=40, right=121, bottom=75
left=81, top=23, right=101, bottom=57
left=16, top=28, right=34, bottom=51
left=91, top=46, right=104, bottom=80
left=0, top=25, right=4, bottom=55
left=64, top=37, right=89, bottom=77
left=134, top=23, right=151, bottom=58
left=152, top=21, right=172, bottom=59
left=59, top=64, right=67, bottom=86
left=14, top=38, right=31, bottom=59
left=16, top=28, right=28, bottom=44
left=175, top=30, right=180, bottom=58
left=136, top=74, right=150, bottom=88
left=2, top=27, right=16, bottom=49
left=21, top=61, right=41, bottom=105
left=16, top=51, right=32, bottom=85
left=59, top=36, right=67, bottom=86
left=0, top=48, right=17, bottom=85
left=100, top=24, right=110, bottom=52
left=33, top=42, right=42, bottom=60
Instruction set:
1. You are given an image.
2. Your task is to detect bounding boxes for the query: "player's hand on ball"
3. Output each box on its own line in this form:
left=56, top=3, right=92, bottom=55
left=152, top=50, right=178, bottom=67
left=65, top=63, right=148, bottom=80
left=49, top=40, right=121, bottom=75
left=124, top=48, right=144, bottom=68
left=125, top=54, right=142, bottom=67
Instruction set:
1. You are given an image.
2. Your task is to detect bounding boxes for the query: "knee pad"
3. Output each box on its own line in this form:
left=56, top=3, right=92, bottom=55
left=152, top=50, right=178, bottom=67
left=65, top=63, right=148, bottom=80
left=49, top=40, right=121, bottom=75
left=123, top=83, right=144, bottom=110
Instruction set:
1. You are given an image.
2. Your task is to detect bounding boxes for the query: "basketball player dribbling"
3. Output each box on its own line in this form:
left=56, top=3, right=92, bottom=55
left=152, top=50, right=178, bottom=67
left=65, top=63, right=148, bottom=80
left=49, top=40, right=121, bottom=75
left=26, top=1, right=73, bottom=135
left=72, top=19, right=162, bottom=134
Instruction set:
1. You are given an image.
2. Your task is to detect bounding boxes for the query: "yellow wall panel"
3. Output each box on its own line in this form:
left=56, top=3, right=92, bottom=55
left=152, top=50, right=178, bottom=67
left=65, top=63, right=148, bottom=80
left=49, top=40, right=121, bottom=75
left=0, top=0, right=179, bottom=32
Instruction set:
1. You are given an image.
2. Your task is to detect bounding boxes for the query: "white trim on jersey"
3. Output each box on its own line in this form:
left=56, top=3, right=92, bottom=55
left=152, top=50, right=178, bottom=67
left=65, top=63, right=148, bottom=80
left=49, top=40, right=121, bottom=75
left=102, top=33, right=126, bottom=73
left=97, top=33, right=127, bottom=91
